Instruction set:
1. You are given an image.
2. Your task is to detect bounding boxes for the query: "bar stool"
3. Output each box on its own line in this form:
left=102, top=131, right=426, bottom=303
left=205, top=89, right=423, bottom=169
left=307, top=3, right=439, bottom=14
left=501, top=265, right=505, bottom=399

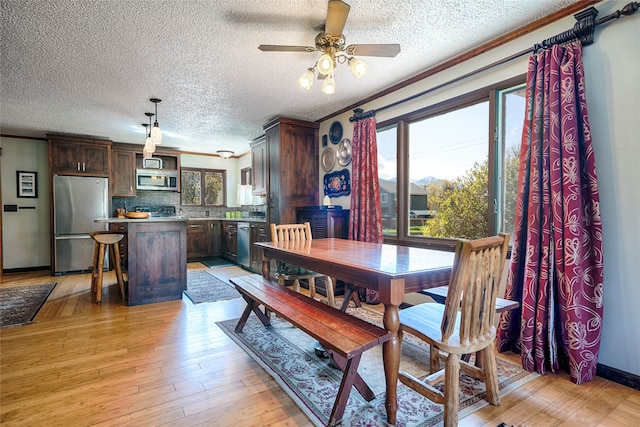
left=90, top=231, right=126, bottom=304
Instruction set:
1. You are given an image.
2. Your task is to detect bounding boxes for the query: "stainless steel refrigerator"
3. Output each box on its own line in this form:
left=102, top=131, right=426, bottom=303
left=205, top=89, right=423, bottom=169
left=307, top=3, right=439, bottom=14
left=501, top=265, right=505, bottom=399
left=53, top=175, right=109, bottom=274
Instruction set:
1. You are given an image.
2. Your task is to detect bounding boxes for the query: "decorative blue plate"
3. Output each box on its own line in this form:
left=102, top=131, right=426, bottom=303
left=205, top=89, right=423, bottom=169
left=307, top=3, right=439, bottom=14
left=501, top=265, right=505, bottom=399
left=323, top=169, right=351, bottom=197
left=329, top=121, right=343, bottom=144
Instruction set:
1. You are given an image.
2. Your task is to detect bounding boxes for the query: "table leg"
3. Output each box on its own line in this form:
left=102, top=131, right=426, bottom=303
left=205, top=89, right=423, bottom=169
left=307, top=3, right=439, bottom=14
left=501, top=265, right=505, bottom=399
left=382, top=302, right=400, bottom=425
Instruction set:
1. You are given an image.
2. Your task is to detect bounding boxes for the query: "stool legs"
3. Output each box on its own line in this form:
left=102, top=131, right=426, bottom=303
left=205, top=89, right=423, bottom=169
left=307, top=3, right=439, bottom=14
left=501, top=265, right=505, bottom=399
left=90, top=238, right=126, bottom=304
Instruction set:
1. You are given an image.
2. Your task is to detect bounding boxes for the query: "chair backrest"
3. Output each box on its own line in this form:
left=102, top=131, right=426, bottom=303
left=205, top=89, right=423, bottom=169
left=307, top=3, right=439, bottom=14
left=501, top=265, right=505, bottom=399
left=270, top=222, right=313, bottom=244
left=442, top=233, right=510, bottom=346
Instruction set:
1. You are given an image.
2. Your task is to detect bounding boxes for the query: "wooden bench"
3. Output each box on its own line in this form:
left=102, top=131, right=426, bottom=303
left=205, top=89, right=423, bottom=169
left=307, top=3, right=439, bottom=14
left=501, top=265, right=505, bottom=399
left=230, top=274, right=392, bottom=427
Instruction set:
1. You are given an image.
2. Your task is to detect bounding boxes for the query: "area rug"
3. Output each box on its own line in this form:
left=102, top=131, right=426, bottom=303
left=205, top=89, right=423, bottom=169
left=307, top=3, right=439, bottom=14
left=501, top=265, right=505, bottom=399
left=0, top=283, right=57, bottom=328
left=217, top=306, right=537, bottom=427
left=200, top=258, right=234, bottom=268
left=184, top=270, right=240, bottom=304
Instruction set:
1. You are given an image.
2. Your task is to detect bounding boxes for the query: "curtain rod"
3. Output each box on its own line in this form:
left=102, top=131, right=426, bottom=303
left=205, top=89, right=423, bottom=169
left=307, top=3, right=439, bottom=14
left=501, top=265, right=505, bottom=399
left=350, top=2, right=639, bottom=123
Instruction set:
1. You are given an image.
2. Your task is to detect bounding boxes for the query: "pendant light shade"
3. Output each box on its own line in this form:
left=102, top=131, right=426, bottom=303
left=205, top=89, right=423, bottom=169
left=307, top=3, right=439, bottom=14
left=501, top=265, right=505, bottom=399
left=150, top=98, right=162, bottom=144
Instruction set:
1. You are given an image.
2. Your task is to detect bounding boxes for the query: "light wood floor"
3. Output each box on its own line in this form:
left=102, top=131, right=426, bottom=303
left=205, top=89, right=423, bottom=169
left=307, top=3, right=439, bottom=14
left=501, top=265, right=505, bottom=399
left=1, top=265, right=639, bottom=426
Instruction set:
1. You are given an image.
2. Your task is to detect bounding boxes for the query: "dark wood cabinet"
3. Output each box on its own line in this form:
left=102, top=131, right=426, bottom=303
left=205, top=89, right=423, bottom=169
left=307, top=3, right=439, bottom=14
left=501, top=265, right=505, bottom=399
left=111, top=148, right=136, bottom=196
left=297, top=207, right=349, bottom=239
left=109, top=222, right=128, bottom=271
left=125, top=220, right=187, bottom=306
left=49, top=135, right=111, bottom=176
left=263, top=118, right=319, bottom=225
left=221, top=221, right=238, bottom=262
left=250, top=136, right=267, bottom=195
left=187, top=221, right=210, bottom=260
left=250, top=222, right=269, bottom=272
left=208, top=221, right=221, bottom=257
left=186, top=220, right=222, bottom=261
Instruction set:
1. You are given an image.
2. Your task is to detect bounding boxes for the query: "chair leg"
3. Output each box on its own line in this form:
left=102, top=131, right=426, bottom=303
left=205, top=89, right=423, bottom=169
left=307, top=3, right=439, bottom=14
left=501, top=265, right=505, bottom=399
left=443, top=353, right=461, bottom=427
left=308, top=277, right=316, bottom=298
left=293, top=279, right=301, bottom=293
left=481, top=345, right=500, bottom=405
left=430, top=345, right=441, bottom=373
left=325, top=276, right=335, bottom=307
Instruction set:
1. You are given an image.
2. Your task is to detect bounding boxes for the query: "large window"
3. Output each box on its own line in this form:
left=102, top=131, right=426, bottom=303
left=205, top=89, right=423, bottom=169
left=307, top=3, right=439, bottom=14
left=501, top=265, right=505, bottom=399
left=377, top=80, right=524, bottom=248
left=181, top=168, right=226, bottom=206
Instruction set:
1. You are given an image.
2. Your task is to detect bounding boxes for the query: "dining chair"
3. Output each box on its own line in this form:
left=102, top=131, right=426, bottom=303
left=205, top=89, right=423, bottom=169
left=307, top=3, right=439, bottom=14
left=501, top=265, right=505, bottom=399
left=398, top=233, right=510, bottom=427
left=270, top=222, right=336, bottom=307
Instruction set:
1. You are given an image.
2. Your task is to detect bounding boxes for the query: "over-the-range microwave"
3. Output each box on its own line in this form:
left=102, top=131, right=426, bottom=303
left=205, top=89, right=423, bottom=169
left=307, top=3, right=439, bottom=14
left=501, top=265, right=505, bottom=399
left=136, top=169, right=178, bottom=191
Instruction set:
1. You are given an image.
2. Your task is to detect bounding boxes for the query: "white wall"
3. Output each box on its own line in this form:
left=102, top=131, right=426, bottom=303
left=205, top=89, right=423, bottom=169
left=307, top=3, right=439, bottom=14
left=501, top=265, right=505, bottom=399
left=317, top=0, right=639, bottom=376
left=0, top=137, right=50, bottom=269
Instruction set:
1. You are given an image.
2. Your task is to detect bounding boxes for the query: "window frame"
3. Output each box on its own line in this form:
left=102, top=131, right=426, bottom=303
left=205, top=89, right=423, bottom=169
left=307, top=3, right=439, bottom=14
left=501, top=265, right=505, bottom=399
left=180, top=167, right=227, bottom=207
left=376, top=75, right=524, bottom=250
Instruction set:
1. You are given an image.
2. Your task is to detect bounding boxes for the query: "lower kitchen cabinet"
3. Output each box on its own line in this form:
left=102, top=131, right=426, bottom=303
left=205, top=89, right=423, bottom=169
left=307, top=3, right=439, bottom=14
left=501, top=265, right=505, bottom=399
left=186, top=221, right=209, bottom=260
left=250, top=222, right=269, bottom=272
left=221, top=221, right=238, bottom=262
left=186, top=220, right=222, bottom=261
left=109, top=222, right=128, bottom=270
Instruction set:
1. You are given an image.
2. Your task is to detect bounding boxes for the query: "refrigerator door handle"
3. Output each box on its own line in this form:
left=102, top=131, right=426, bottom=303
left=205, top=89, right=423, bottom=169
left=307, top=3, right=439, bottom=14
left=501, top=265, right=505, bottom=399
left=56, top=235, right=92, bottom=240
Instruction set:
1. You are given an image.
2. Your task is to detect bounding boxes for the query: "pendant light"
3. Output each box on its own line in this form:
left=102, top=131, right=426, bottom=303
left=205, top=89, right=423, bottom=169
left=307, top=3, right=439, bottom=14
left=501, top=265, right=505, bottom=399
left=143, top=113, right=155, bottom=157
left=150, top=98, right=162, bottom=144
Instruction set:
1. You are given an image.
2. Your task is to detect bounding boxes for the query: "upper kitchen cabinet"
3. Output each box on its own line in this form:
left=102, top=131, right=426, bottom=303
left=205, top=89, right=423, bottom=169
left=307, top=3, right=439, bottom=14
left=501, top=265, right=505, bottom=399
left=111, top=145, right=136, bottom=197
left=263, top=117, right=319, bottom=225
left=48, top=134, right=112, bottom=176
left=250, top=135, right=267, bottom=195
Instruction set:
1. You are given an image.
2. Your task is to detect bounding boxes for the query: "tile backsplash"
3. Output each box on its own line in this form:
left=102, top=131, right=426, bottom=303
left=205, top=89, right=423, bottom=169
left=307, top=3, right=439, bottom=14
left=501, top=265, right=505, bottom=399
left=112, top=191, right=265, bottom=219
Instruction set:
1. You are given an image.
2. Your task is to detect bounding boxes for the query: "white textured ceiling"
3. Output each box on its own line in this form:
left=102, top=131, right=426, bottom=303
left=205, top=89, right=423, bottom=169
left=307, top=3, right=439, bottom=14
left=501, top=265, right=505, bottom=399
left=1, top=0, right=579, bottom=156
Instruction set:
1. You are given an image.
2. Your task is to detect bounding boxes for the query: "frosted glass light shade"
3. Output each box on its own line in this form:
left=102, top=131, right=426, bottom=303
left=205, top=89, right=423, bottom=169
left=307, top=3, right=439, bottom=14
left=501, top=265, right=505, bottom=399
left=144, top=137, right=155, bottom=154
left=150, top=125, right=162, bottom=144
left=297, top=68, right=314, bottom=90
left=349, top=58, right=368, bottom=78
left=321, top=73, right=336, bottom=95
left=316, top=53, right=334, bottom=75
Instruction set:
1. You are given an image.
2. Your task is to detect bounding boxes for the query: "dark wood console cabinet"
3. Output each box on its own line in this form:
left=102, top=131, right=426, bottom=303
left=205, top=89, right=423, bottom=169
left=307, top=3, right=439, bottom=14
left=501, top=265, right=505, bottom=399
left=296, top=207, right=349, bottom=239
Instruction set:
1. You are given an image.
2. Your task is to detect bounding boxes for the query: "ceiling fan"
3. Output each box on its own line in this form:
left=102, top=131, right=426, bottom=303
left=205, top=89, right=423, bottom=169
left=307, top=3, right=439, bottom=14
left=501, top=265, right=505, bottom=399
left=258, top=0, right=401, bottom=93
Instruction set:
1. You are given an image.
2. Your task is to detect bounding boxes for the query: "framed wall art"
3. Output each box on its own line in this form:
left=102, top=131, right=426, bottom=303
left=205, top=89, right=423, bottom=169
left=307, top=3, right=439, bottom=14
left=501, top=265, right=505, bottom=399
left=16, top=171, right=38, bottom=198
left=323, top=168, right=351, bottom=197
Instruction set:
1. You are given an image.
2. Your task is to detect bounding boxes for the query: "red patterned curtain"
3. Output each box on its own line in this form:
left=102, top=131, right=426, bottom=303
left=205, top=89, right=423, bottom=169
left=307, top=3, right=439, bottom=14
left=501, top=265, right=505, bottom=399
left=496, top=42, right=604, bottom=384
left=349, top=116, right=383, bottom=303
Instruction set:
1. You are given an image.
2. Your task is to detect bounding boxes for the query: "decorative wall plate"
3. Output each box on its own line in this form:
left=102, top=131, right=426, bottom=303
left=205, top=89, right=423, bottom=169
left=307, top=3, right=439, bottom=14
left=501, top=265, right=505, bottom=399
left=321, top=147, right=336, bottom=172
left=336, top=138, right=352, bottom=166
left=323, top=168, right=351, bottom=197
left=329, top=121, right=343, bottom=144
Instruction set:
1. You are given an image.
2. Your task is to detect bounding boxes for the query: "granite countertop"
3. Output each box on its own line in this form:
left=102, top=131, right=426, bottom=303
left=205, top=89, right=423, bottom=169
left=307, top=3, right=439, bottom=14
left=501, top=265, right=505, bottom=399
left=95, top=216, right=266, bottom=223
left=188, top=217, right=266, bottom=223
left=95, top=217, right=188, bottom=223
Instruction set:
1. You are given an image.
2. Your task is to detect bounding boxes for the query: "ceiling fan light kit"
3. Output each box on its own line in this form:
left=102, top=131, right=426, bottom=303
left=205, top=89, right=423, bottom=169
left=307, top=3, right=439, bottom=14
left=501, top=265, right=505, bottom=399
left=258, top=0, right=400, bottom=94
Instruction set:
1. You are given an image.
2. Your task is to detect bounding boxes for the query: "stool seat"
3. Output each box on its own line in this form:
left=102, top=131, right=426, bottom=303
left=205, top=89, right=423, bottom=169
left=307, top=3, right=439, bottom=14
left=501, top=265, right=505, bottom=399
left=90, top=231, right=126, bottom=304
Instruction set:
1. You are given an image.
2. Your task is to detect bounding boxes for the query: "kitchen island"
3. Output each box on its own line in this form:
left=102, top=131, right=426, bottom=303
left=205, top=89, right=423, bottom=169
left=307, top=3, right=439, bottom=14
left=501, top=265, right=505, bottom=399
left=95, top=217, right=187, bottom=306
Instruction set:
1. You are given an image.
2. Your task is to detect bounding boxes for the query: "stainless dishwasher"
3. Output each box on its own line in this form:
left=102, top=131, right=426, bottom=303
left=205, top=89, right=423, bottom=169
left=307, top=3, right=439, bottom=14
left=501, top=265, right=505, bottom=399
left=237, top=222, right=250, bottom=268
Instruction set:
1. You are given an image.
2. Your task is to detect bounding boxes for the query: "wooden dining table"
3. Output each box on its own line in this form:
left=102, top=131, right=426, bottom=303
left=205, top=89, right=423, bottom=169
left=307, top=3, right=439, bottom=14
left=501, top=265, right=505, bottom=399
left=254, top=238, right=455, bottom=425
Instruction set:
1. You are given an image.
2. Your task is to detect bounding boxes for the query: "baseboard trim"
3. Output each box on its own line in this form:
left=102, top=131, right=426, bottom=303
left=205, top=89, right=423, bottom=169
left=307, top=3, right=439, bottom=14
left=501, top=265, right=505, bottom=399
left=597, top=363, right=640, bottom=390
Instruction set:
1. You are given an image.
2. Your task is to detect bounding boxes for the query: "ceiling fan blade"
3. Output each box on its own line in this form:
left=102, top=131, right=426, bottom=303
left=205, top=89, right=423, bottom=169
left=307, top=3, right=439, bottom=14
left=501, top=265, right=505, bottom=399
left=325, top=0, right=350, bottom=37
left=258, top=45, right=316, bottom=52
left=346, top=44, right=401, bottom=57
